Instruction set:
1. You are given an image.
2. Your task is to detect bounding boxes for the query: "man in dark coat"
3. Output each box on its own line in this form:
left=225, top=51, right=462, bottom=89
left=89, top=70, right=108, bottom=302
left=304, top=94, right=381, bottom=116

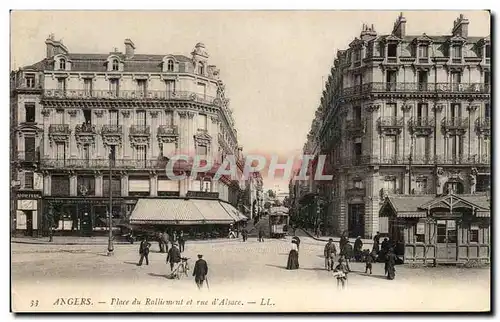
left=340, top=241, right=353, bottom=272
left=385, top=248, right=397, bottom=280
left=158, top=232, right=165, bottom=253
left=138, top=237, right=151, bottom=266
left=242, top=227, right=248, bottom=242
left=193, top=254, right=208, bottom=289
left=353, top=236, right=363, bottom=262
left=258, top=228, right=264, bottom=242
left=178, top=231, right=186, bottom=253
left=166, top=242, right=181, bottom=271
left=372, top=231, right=381, bottom=254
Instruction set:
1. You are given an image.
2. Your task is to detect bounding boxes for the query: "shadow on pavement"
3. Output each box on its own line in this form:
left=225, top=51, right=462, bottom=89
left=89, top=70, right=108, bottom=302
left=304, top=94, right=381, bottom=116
left=148, top=273, right=168, bottom=279
left=351, top=271, right=388, bottom=280
left=123, top=261, right=139, bottom=265
left=300, top=267, right=327, bottom=271
left=265, top=264, right=287, bottom=270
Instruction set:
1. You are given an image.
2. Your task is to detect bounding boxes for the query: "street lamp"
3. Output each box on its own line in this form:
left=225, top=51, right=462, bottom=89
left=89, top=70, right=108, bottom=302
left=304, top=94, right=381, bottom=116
left=107, top=149, right=114, bottom=256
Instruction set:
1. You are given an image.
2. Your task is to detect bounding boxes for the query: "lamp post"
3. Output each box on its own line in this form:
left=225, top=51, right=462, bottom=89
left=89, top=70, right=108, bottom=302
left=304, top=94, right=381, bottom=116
left=108, top=149, right=114, bottom=256
left=408, top=138, right=414, bottom=195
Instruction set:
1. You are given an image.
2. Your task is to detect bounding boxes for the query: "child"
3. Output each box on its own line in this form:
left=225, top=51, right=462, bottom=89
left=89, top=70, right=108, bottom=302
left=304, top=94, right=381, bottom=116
left=333, top=256, right=349, bottom=289
left=363, top=249, right=373, bottom=274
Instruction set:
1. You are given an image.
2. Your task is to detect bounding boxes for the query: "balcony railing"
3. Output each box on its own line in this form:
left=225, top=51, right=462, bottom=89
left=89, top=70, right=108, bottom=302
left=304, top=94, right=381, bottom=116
left=451, top=58, right=462, bottom=64
left=441, top=117, right=469, bottom=129
left=411, top=155, right=433, bottom=165
left=408, top=117, right=436, bottom=128
left=49, top=124, right=71, bottom=134
left=475, top=117, right=490, bottom=129
left=75, top=123, right=97, bottom=134
left=377, top=116, right=404, bottom=127
left=346, top=187, right=365, bottom=196
left=102, top=125, right=123, bottom=135
left=418, top=57, right=429, bottom=64
left=340, top=154, right=491, bottom=167
left=342, top=82, right=490, bottom=96
left=157, top=125, right=179, bottom=136
left=130, top=125, right=151, bottom=135
left=17, top=150, right=38, bottom=162
left=43, top=89, right=216, bottom=105
left=40, top=158, right=171, bottom=170
left=386, top=57, right=398, bottom=64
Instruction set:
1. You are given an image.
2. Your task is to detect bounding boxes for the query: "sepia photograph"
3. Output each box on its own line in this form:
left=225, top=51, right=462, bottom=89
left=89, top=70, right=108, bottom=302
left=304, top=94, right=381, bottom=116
left=9, top=9, right=491, bottom=313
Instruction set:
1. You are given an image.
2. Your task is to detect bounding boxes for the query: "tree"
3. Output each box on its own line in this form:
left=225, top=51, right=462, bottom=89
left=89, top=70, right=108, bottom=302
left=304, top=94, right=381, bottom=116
left=267, top=189, right=275, bottom=198
left=282, top=196, right=290, bottom=208
left=264, top=201, right=272, bottom=210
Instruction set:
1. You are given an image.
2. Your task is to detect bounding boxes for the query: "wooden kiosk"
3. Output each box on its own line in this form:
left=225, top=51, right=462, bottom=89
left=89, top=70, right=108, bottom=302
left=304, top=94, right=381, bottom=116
left=379, top=193, right=490, bottom=265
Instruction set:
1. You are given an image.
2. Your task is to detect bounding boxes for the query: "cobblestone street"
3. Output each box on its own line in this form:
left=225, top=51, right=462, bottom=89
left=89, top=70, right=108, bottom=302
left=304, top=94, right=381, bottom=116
left=11, top=234, right=490, bottom=312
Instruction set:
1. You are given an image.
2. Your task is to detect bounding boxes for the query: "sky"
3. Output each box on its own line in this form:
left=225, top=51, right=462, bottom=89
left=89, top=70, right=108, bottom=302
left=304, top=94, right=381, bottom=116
left=10, top=10, right=491, bottom=191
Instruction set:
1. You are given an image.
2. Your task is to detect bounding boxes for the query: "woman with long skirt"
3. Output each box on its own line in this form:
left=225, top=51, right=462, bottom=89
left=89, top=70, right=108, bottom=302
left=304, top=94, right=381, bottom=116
left=385, top=248, right=396, bottom=280
left=286, top=240, right=299, bottom=270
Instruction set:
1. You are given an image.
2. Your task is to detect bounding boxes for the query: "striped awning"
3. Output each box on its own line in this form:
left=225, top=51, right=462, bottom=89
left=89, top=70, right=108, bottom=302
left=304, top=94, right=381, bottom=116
left=219, top=202, right=248, bottom=222
left=191, top=199, right=234, bottom=224
left=476, top=211, right=490, bottom=217
left=129, top=199, right=238, bottom=225
left=397, top=211, right=427, bottom=218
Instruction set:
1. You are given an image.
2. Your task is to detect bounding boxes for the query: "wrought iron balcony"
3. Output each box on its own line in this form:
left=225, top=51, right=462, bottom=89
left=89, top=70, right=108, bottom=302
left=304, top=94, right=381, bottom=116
left=441, top=117, right=469, bottom=129
left=101, top=125, right=123, bottom=135
left=386, top=57, right=398, bottom=64
left=49, top=124, right=71, bottom=134
left=43, top=89, right=216, bottom=105
left=40, top=158, right=173, bottom=170
left=157, top=125, right=178, bottom=136
left=411, top=155, right=433, bottom=165
left=408, top=117, right=435, bottom=129
left=346, top=119, right=365, bottom=135
left=377, top=116, right=404, bottom=128
left=130, top=125, right=151, bottom=135
left=75, top=123, right=97, bottom=134
left=341, top=82, right=490, bottom=96
left=346, top=187, right=365, bottom=196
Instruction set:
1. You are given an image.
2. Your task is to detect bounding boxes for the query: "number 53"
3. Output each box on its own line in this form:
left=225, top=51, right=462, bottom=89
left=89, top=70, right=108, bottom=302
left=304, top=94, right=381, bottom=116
left=30, top=300, right=39, bottom=307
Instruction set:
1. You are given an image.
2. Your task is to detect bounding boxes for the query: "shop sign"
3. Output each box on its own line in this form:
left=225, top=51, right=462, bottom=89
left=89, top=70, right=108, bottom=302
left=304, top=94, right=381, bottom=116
left=17, top=192, right=41, bottom=199
left=416, top=222, right=425, bottom=235
left=434, top=211, right=461, bottom=217
left=446, top=220, right=456, bottom=230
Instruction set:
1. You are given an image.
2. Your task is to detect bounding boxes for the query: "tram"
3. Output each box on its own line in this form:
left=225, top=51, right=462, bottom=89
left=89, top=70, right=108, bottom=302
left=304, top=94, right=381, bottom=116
left=269, top=206, right=289, bottom=239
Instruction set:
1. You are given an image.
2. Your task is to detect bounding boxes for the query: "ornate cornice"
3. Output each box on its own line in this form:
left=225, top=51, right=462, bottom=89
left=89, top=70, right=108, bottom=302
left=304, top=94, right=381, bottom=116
left=94, top=110, right=105, bottom=117
left=365, top=104, right=380, bottom=113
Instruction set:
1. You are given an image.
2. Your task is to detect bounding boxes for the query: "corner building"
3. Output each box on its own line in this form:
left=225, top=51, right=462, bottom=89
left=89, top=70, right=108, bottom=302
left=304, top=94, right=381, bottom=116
left=315, top=14, right=490, bottom=239
left=11, top=35, right=247, bottom=236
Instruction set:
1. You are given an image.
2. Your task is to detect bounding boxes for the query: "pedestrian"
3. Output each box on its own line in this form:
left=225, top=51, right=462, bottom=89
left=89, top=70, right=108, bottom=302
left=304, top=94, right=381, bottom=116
left=292, top=236, right=301, bottom=252
left=378, top=237, right=390, bottom=262
left=324, top=238, right=337, bottom=271
left=372, top=231, right=381, bottom=255
left=258, top=228, right=264, bottom=242
left=193, top=254, right=209, bottom=289
left=315, top=226, right=321, bottom=238
left=166, top=242, right=181, bottom=271
left=385, top=248, right=397, bottom=280
left=333, top=257, right=349, bottom=289
left=340, top=241, right=353, bottom=272
left=242, top=227, right=248, bottom=242
left=162, top=231, right=170, bottom=254
left=137, top=236, right=151, bottom=266
left=354, top=236, right=363, bottom=262
left=339, top=233, right=348, bottom=251
left=363, top=249, right=373, bottom=274
left=178, top=231, right=185, bottom=253
left=158, top=232, right=165, bottom=253
left=286, top=239, right=299, bottom=270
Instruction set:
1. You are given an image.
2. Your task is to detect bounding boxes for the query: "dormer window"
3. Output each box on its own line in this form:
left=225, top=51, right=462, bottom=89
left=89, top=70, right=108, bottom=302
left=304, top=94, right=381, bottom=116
left=25, top=74, right=35, bottom=88
left=387, top=44, right=397, bottom=57
left=418, top=45, right=429, bottom=58
left=59, top=59, right=66, bottom=70
left=198, top=63, right=205, bottom=75
left=167, top=60, right=174, bottom=72
left=353, top=49, right=361, bottom=62
left=112, top=59, right=119, bottom=71
left=452, top=45, right=462, bottom=63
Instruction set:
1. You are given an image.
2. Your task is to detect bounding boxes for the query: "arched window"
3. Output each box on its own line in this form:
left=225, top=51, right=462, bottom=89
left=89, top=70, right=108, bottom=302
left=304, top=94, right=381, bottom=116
left=198, top=63, right=204, bottom=75
left=167, top=60, right=174, bottom=72
left=112, top=59, right=119, bottom=71
left=59, top=59, right=66, bottom=70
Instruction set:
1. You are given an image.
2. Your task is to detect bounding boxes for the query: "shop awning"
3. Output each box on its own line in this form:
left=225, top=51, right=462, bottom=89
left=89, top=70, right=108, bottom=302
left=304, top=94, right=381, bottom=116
left=476, top=211, right=490, bottom=217
left=397, top=211, right=427, bottom=218
left=219, top=202, right=248, bottom=222
left=191, top=199, right=235, bottom=224
left=129, top=199, right=205, bottom=225
left=129, top=199, right=241, bottom=225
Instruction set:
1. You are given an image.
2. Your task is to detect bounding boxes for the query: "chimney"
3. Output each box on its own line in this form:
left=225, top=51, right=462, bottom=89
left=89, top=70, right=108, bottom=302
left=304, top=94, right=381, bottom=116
left=45, top=34, right=69, bottom=58
left=392, top=12, right=407, bottom=38
left=452, top=14, right=469, bottom=38
left=124, top=39, right=135, bottom=58
left=360, top=23, right=377, bottom=41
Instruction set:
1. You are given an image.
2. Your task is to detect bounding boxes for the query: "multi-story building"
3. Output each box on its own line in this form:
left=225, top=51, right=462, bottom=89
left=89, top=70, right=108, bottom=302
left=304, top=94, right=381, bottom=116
left=11, top=35, right=251, bottom=236
left=300, top=13, right=490, bottom=240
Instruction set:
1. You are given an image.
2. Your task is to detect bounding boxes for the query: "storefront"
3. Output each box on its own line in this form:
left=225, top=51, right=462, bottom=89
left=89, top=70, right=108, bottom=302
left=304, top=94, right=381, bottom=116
left=42, top=197, right=137, bottom=236
left=380, top=193, right=490, bottom=265
left=14, top=191, right=42, bottom=237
